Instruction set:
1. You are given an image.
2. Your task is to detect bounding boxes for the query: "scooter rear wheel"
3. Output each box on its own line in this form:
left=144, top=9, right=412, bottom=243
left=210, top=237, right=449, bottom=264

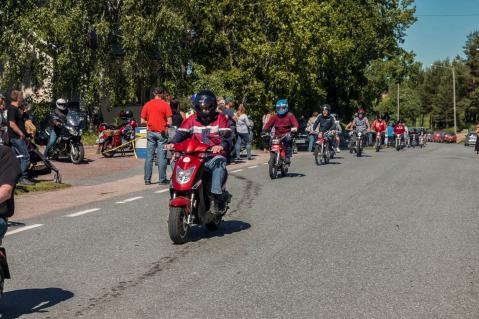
left=168, top=207, right=189, bottom=244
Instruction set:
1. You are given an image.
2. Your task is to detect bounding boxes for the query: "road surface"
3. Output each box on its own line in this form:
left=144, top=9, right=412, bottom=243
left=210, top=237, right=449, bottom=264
left=1, top=143, right=479, bottom=318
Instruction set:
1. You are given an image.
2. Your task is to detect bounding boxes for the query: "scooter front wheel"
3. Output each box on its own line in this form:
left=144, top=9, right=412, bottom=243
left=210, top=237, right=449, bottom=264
left=168, top=206, right=189, bottom=244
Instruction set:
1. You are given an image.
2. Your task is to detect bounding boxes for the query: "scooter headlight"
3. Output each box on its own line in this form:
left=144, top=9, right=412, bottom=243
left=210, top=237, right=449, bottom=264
left=175, top=166, right=195, bottom=184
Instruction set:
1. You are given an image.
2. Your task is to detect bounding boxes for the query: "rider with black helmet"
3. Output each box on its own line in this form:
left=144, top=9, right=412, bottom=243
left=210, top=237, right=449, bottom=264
left=167, top=90, right=233, bottom=213
left=44, top=98, right=69, bottom=157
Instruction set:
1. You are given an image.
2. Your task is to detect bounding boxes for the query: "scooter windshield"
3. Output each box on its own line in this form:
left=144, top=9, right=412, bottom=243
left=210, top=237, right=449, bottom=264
left=66, top=111, right=81, bottom=127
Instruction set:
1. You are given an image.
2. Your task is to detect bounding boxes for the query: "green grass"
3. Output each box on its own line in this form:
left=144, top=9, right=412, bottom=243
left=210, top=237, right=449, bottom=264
left=82, top=132, right=98, bottom=146
left=15, top=181, right=71, bottom=195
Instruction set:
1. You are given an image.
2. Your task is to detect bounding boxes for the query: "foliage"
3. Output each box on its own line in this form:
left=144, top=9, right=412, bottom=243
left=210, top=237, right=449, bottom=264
left=0, top=0, right=417, bottom=126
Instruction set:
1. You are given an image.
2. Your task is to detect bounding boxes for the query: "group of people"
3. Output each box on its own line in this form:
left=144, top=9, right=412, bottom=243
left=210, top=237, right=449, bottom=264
left=140, top=88, right=257, bottom=187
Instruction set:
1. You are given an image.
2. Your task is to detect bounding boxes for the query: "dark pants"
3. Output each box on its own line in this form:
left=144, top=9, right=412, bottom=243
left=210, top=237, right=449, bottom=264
left=11, top=138, right=30, bottom=178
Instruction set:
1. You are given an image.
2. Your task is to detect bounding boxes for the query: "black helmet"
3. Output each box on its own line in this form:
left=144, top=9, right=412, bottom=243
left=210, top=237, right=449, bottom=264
left=194, top=90, right=218, bottom=124
left=124, top=110, right=133, bottom=118
left=322, top=104, right=331, bottom=114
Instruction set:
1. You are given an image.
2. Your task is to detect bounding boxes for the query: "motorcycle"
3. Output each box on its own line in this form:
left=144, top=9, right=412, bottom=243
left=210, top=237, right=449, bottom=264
left=168, top=138, right=232, bottom=244
left=410, top=132, right=418, bottom=148
left=45, top=110, right=84, bottom=164
left=0, top=240, right=10, bottom=297
left=97, top=118, right=138, bottom=157
left=350, top=130, right=364, bottom=157
left=395, top=133, right=405, bottom=151
left=375, top=132, right=384, bottom=152
left=268, top=133, right=291, bottom=179
left=314, top=131, right=335, bottom=165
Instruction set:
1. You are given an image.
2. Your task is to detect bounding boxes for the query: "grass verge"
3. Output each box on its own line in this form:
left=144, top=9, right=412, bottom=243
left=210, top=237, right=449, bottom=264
left=15, top=181, right=71, bottom=195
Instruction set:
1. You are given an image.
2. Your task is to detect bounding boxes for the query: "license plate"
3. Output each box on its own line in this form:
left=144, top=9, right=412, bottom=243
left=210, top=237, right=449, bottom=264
left=295, top=139, right=306, bottom=144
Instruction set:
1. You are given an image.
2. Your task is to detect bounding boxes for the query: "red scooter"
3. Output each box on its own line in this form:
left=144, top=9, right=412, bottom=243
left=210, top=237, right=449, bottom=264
left=168, top=138, right=231, bottom=244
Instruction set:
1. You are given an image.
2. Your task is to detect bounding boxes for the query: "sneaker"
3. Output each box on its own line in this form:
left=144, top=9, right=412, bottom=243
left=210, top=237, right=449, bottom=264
left=145, top=180, right=152, bottom=185
left=284, top=157, right=291, bottom=165
left=336, top=147, right=341, bottom=153
left=19, top=178, right=34, bottom=186
left=158, top=179, right=170, bottom=185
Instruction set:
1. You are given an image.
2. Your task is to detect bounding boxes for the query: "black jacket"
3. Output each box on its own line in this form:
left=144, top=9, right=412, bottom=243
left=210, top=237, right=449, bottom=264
left=313, top=115, right=335, bottom=133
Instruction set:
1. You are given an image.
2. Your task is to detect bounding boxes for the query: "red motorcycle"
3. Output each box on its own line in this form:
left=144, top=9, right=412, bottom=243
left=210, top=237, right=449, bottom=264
left=268, top=133, right=291, bottom=179
left=168, top=138, right=231, bottom=244
left=97, top=118, right=138, bottom=157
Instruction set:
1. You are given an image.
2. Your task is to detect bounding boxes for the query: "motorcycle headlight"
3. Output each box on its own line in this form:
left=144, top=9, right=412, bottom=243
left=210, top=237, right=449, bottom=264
left=175, top=166, right=195, bottom=185
left=67, top=126, right=78, bottom=136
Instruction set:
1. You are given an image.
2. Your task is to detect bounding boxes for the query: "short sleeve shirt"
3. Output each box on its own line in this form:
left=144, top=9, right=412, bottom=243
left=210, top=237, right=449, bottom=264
left=7, top=106, right=26, bottom=139
left=0, top=145, right=21, bottom=218
left=140, top=99, right=172, bottom=132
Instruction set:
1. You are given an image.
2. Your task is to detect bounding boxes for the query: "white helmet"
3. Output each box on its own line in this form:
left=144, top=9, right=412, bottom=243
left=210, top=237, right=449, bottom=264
left=56, top=98, right=68, bottom=111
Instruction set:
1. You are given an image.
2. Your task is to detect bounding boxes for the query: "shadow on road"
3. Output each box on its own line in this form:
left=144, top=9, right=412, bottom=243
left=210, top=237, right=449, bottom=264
left=189, top=220, right=251, bottom=242
left=284, top=173, right=306, bottom=178
left=0, top=287, right=74, bottom=319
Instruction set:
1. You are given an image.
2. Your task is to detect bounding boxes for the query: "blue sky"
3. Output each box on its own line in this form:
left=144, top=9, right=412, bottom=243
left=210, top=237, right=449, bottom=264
left=402, top=0, right=479, bottom=67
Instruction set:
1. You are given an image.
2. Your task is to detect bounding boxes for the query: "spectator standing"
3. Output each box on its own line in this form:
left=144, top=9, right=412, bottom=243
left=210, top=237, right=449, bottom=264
left=0, top=145, right=21, bottom=239
left=170, top=100, right=185, bottom=128
left=262, top=109, right=273, bottom=152
left=141, top=87, right=172, bottom=185
left=475, top=123, right=479, bottom=153
left=306, top=112, right=319, bottom=152
left=223, top=97, right=236, bottom=164
left=7, top=90, right=33, bottom=185
left=235, top=104, right=253, bottom=161
left=0, top=94, right=8, bottom=145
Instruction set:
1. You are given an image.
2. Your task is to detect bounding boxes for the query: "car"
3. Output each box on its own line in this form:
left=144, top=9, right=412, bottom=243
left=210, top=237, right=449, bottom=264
left=464, top=132, right=477, bottom=147
left=293, top=132, right=309, bottom=153
left=432, top=131, right=446, bottom=143
left=444, top=132, right=457, bottom=143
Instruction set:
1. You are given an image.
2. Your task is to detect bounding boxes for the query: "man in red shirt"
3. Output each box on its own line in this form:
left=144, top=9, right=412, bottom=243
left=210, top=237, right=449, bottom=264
left=141, top=87, right=172, bottom=185
left=262, top=99, right=299, bottom=164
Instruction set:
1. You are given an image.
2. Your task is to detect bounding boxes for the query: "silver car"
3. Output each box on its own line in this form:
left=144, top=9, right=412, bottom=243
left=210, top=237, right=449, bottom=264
left=464, top=132, right=477, bottom=147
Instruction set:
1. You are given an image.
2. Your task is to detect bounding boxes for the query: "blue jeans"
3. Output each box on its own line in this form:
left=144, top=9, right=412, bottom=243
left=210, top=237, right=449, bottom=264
left=11, top=138, right=30, bottom=178
left=235, top=132, right=251, bottom=160
left=44, top=129, right=57, bottom=157
left=204, top=155, right=227, bottom=195
left=0, top=218, right=7, bottom=240
left=308, top=134, right=317, bottom=152
left=144, top=131, right=168, bottom=182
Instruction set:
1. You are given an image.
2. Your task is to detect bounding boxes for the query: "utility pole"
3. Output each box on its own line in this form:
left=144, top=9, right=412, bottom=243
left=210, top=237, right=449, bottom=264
left=397, top=83, right=400, bottom=120
left=452, top=67, right=457, bottom=135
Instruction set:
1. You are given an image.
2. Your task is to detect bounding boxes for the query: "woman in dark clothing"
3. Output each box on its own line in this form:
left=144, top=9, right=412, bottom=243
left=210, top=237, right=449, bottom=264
left=170, top=100, right=185, bottom=128
left=475, top=123, right=479, bottom=154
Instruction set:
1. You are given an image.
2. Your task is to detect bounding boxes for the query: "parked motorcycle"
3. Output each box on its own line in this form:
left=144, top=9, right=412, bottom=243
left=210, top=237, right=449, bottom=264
left=410, top=132, right=418, bottom=148
left=168, top=139, right=232, bottom=244
left=314, top=131, right=335, bottom=165
left=97, top=118, right=138, bottom=157
left=268, top=133, right=291, bottom=179
left=45, top=110, right=84, bottom=164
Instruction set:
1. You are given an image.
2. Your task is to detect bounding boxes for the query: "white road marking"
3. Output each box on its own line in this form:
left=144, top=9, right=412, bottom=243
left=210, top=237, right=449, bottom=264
left=248, top=165, right=259, bottom=169
left=263, top=162, right=269, bottom=165
left=116, top=196, right=143, bottom=204
left=232, top=169, right=243, bottom=173
left=6, top=224, right=43, bottom=236
left=66, top=208, right=101, bottom=218
left=155, top=189, right=169, bottom=194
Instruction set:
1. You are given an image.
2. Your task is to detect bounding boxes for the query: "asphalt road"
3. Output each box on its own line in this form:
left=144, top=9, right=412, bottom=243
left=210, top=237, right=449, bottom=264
left=1, top=143, right=479, bottom=318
